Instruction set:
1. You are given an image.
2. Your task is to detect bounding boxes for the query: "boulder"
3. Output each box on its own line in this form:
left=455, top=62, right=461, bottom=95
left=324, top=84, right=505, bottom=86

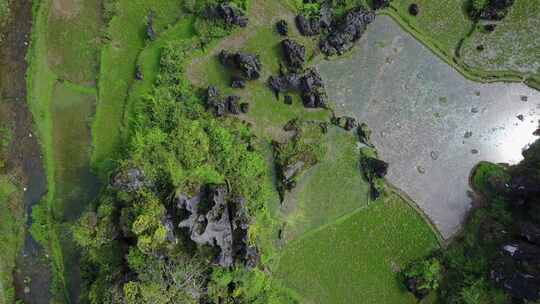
left=409, top=4, right=419, bottom=16
left=319, top=7, right=376, bottom=56
left=501, top=242, right=540, bottom=262
left=282, top=39, right=306, bottom=71
left=206, top=3, right=248, bottom=27
left=226, top=95, right=241, bottom=115
left=268, top=73, right=303, bottom=96
left=362, top=157, right=389, bottom=179
left=135, top=65, right=143, bottom=80
left=146, top=13, right=156, bottom=41
left=344, top=116, right=358, bottom=131
left=276, top=20, right=288, bottom=36
left=295, top=14, right=321, bottom=36
left=240, top=102, right=250, bottom=113
left=231, top=76, right=246, bottom=88
left=357, top=122, right=373, bottom=146
left=206, top=86, right=226, bottom=117
left=284, top=95, right=293, bottom=105
left=219, top=50, right=262, bottom=80
left=300, top=68, right=327, bottom=108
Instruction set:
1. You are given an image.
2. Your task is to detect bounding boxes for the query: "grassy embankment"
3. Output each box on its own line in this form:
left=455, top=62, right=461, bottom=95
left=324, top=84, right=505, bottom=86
left=385, top=0, right=540, bottom=90
left=92, top=0, right=185, bottom=178
left=27, top=0, right=194, bottom=301
left=0, top=174, right=23, bottom=304
left=26, top=0, right=103, bottom=301
left=187, top=0, right=441, bottom=303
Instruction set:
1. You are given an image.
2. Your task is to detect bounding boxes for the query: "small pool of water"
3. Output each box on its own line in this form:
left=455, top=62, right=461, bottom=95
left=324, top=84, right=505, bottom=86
left=317, top=15, right=540, bottom=239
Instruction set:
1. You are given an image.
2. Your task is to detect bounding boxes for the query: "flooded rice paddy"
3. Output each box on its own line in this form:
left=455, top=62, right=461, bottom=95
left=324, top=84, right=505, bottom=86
left=318, top=16, right=540, bottom=239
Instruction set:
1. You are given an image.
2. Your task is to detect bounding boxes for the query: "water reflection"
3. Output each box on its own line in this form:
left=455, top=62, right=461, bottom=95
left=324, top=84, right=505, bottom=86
left=317, top=16, right=540, bottom=239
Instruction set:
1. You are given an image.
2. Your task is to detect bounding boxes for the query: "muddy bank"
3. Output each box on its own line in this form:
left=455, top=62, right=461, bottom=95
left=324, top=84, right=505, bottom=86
left=317, top=16, right=540, bottom=239
left=0, top=0, right=52, bottom=303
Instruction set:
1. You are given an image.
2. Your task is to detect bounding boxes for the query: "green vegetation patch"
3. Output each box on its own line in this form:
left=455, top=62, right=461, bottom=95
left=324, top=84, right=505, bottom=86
left=46, top=0, right=103, bottom=85
left=388, top=0, right=473, bottom=59
left=92, top=0, right=185, bottom=177
left=460, top=0, right=540, bottom=83
left=471, top=161, right=510, bottom=197
left=0, top=176, right=23, bottom=304
left=281, top=127, right=371, bottom=240
left=50, top=82, right=100, bottom=221
left=276, top=194, right=440, bottom=304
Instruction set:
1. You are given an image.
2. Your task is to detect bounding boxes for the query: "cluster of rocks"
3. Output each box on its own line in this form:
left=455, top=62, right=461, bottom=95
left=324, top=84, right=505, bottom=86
left=319, top=7, right=375, bottom=56
left=176, top=185, right=258, bottom=267
left=205, top=3, right=248, bottom=28
left=146, top=12, right=156, bottom=41
left=276, top=19, right=289, bottom=36
left=469, top=0, right=515, bottom=21
left=269, top=68, right=327, bottom=108
left=332, top=116, right=358, bottom=131
left=219, top=50, right=262, bottom=81
left=206, top=86, right=249, bottom=116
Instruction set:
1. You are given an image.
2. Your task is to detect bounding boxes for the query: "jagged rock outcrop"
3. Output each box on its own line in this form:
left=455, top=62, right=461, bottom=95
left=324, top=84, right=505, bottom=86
left=281, top=39, right=306, bottom=71
left=300, top=68, right=327, bottom=108
left=206, top=86, right=244, bottom=116
left=112, top=168, right=147, bottom=192
left=268, top=68, right=327, bottom=108
left=319, top=7, right=375, bottom=56
left=357, top=122, right=373, bottom=146
left=146, top=13, right=156, bottom=41
left=295, top=14, right=321, bottom=36
left=334, top=116, right=358, bottom=131
left=176, top=185, right=255, bottom=267
left=469, top=0, right=515, bottom=21
left=219, top=50, right=262, bottom=80
left=205, top=3, right=248, bottom=27
left=276, top=20, right=288, bottom=36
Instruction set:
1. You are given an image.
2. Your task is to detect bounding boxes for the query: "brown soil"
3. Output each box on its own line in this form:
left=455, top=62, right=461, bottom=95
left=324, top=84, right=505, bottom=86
left=0, top=0, right=52, bottom=303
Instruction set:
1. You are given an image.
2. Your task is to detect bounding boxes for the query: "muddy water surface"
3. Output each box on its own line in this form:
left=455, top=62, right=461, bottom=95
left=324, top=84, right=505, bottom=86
left=318, top=16, right=540, bottom=239
left=0, top=0, right=52, bottom=303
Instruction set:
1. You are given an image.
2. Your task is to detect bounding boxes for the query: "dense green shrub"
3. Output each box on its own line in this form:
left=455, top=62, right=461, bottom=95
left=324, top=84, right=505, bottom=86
left=75, top=33, right=291, bottom=304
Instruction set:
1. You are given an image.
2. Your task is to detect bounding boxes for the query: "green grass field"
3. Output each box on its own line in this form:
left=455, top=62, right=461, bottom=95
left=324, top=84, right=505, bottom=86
left=276, top=194, right=439, bottom=304
left=46, top=0, right=102, bottom=85
left=388, top=0, right=473, bottom=59
left=459, top=0, right=540, bottom=87
left=92, top=0, right=185, bottom=177
left=123, top=15, right=197, bottom=132
left=281, top=128, right=371, bottom=240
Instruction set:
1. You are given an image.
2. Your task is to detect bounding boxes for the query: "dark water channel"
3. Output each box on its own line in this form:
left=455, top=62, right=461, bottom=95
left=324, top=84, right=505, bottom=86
left=0, top=0, right=52, bottom=303
left=318, top=16, right=540, bottom=239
